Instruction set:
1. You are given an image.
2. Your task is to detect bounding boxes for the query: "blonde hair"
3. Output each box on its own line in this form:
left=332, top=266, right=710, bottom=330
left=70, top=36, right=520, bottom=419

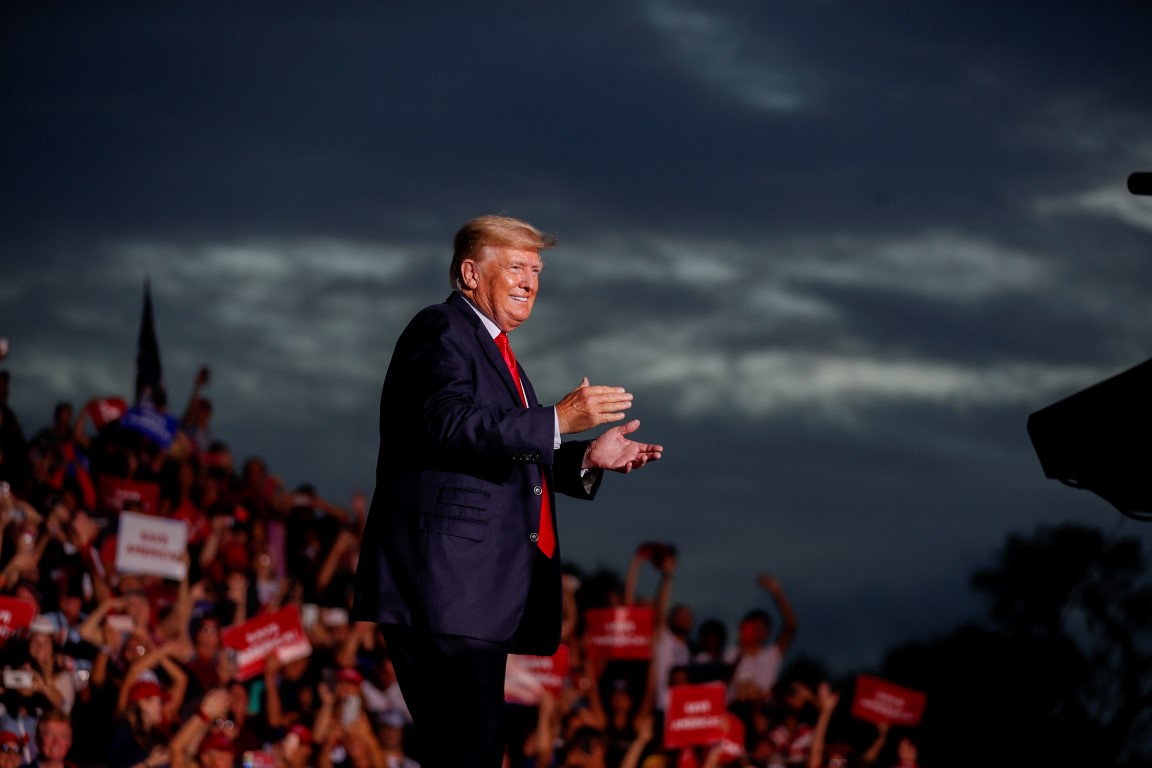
left=449, top=215, right=557, bottom=290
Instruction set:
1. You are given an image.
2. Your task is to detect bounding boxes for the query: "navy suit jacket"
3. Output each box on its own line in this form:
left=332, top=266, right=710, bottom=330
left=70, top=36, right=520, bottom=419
left=352, top=292, right=601, bottom=654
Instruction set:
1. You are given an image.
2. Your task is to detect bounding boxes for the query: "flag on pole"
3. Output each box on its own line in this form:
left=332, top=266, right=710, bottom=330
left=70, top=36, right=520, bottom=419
left=134, top=278, right=166, bottom=409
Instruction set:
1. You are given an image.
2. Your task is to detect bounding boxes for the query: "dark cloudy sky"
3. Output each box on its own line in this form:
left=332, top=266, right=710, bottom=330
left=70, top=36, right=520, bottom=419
left=4, top=1, right=1151, bottom=674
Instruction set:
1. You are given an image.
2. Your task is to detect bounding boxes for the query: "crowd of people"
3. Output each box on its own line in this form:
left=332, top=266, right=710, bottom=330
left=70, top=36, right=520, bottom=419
left=0, top=364, right=921, bottom=767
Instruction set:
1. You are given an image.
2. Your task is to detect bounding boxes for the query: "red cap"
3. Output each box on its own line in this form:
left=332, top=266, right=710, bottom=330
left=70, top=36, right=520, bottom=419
left=336, top=667, right=363, bottom=685
left=287, top=724, right=312, bottom=746
left=198, top=732, right=237, bottom=755
left=0, top=731, right=20, bottom=747
left=87, top=397, right=128, bottom=429
left=128, top=680, right=167, bottom=703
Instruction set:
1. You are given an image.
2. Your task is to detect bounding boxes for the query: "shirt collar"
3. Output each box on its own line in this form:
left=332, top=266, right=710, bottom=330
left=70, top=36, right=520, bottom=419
left=458, top=292, right=501, bottom=339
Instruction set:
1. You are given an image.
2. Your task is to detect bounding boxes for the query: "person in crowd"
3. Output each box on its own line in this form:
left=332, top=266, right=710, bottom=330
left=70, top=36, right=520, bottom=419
left=352, top=214, right=664, bottom=768
left=315, top=678, right=386, bottom=768
left=21, top=708, right=76, bottom=768
left=106, top=679, right=172, bottom=768
left=180, top=366, right=214, bottom=460
left=631, top=542, right=692, bottom=717
left=193, top=731, right=237, bottom=768
left=201, top=440, right=237, bottom=491
left=158, top=456, right=209, bottom=544
left=287, top=483, right=353, bottom=605
left=166, top=686, right=230, bottom=768
left=315, top=526, right=359, bottom=613
left=757, top=673, right=840, bottom=768
left=216, top=678, right=269, bottom=756
left=0, top=371, right=32, bottom=494
left=804, top=682, right=840, bottom=768
left=23, top=620, right=74, bottom=715
left=184, top=614, right=224, bottom=696
left=0, top=731, right=21, bottom=768
left=693, top=619, right=730, bottom=667
left=278, top=723, right=315, bottom=768
left=375, top=709, right=417, bottom=768
left=0, top=633, right=61, bottom=759
left=337, top=625, right=409, bottom=725
left=29, top=403, right=74, bottom=467
left=726, top=574, right=798, bottom=705
left=114, top=639, right=189, bottom=721
left=602, top=676, right=643, bottom=768
left=265, top=654, right=318, bottom=733
left=893, top=736, right=920, bottom=768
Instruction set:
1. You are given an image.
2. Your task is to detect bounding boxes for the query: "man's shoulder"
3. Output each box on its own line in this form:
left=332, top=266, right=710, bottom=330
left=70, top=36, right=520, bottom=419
left=398, top=301, right=463, bottom=341
left=408, top=295, right=475, bottom=328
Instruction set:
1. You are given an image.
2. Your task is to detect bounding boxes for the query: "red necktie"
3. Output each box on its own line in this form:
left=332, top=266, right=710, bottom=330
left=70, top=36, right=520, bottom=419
left=496, top=332, right=555, bottom=557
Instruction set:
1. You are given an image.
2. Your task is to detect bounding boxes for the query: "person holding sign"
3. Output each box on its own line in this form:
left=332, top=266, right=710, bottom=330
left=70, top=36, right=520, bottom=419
left=352, top=215, right=664, bottom=767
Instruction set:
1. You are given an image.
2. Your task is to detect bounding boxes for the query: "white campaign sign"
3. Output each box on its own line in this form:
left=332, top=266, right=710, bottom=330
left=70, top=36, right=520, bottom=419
left=115, top=511, right=188, bottom=580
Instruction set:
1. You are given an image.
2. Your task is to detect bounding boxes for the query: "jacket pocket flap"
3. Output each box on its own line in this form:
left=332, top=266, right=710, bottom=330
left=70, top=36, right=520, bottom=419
left=420, top=513, right=488, bottom=542
left=436, top=486, right=490, bottom=511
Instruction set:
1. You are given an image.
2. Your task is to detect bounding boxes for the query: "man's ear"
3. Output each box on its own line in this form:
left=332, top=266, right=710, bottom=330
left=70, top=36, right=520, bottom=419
left=460, top=259, right=479, bottom=289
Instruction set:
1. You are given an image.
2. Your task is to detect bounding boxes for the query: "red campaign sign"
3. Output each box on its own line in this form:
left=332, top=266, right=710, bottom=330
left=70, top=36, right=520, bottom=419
left=0, top=597, right=38, bottom=643
left=583, top=606, right=654, bottom=660
left=715, top=713, right=746, bottom=761
left=519, top=644, right=569, bottom=695
left=505, top=644, right=570, bottom=705
left=851, top=675, right=927, bottom=727
left=98, top=476, right=161, bottom=518
left=220, top=605, right=312, bottom=682
left=664, top=682, right=729, bottom=749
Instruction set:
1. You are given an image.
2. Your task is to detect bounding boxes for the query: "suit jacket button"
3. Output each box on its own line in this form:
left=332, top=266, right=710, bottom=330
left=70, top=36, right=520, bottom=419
left=533, top=486, right=542, bottom=495
left=530, top=533, right=539, bottom=542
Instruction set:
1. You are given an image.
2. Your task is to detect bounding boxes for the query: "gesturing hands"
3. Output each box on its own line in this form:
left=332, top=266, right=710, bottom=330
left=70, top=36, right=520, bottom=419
left=583, top=419, right=663, bottom=473
left=555, top=377, right=633, bottom=434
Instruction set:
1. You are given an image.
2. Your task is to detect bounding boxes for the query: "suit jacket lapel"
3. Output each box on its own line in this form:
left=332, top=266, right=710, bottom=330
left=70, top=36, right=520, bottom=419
left=445, top=292, right=527, bottom=407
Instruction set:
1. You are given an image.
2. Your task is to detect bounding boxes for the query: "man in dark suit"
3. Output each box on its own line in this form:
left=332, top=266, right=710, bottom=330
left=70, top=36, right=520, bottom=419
left=352, top=215, right=663, bottom=767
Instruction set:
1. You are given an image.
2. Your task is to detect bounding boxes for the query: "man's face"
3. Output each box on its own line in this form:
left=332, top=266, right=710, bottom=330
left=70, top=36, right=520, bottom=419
left=0, top=743, right=21, bottom=768
left=739, top=618, right=769, bottom=647
left=195, top=620, right=221, bottom=656
left=38, top=721, right=71, bottom=761
left=669, top=605, right=694, bottom=637
left=125, top=593, right=151, bottom=627
left=55, top=406, right=73, bottom=429
left=462, top=247, right=541, bottom=331
left=60, top=595, right=82, bottom=623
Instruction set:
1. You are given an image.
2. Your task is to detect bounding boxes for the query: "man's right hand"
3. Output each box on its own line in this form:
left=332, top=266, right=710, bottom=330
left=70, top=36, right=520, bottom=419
left=555, top=377, right=633, bottom=434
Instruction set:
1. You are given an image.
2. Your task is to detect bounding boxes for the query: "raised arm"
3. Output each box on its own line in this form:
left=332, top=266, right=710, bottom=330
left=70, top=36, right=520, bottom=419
left=759, top=573, right=798, bottom=654
left=638, top=549, right=677, bottom=720
left=169, top=687, right=230, bottom=768
left=316, top=528, right=357, bottom=595
left=806, top=681, right=840, bottom=768
left=160, top=553, right=194, bottom=644
left=181, top=365, right=210, bottom=428
left=263, top=655, right=285, bottom=729
left=624, top=546, right=646, bottom=606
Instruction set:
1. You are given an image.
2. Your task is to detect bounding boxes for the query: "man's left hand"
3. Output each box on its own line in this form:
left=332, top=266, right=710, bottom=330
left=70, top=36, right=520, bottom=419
left=584, top=419, right=663, bottom=473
